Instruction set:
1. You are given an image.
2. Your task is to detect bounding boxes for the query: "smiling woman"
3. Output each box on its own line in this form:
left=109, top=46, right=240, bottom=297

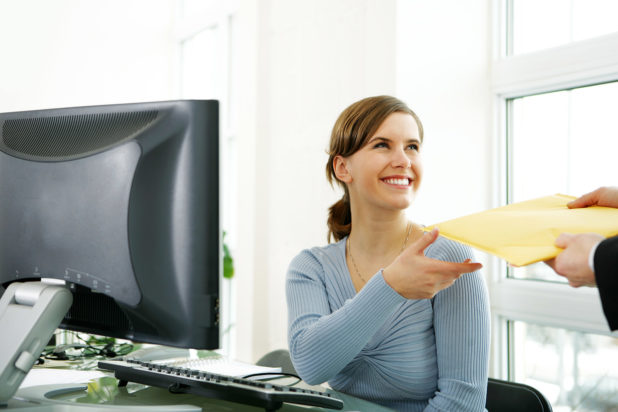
left=325, top=96, right=424, bottom=243
left=286, top=95, right=491, bottom=411
left=335, top=111, right=423, bottom=216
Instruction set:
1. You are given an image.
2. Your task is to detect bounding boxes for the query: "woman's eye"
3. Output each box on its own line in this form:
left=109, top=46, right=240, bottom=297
left=373, top=142, right=388, bottom=149
left=408, top=143, right=420, bottom=151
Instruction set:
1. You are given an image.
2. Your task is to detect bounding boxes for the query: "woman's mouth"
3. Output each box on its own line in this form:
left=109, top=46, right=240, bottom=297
left=381, top=177, right=412, bottom=187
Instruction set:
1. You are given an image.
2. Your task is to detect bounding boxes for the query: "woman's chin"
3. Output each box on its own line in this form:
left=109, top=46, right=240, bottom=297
left=387, top=197, right=413, bottom=211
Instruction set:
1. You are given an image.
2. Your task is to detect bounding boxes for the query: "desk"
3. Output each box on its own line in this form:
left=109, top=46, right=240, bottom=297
left=6, top=361, right=394, bottom=412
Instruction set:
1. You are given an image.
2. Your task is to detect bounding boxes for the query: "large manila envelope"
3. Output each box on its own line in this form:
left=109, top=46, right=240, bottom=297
left=423, top=194, right=618, bottom=267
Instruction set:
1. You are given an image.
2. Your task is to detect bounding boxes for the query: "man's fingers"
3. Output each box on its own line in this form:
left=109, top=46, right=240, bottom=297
left=555, top=233, right=574, bottom=248
left=544, top=258, right=556, bottom=270
left=567, top=189, right=599, bottom=209
left=568, top=280, right=582, bottom=288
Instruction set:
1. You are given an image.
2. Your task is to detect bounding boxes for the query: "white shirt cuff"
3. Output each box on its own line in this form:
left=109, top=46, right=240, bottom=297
left=588, top=240, right=602, bottom=273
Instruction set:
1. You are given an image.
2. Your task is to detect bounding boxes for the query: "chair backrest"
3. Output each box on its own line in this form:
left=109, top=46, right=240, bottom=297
left=486, top=378, right=552, bottom=412
left=256, top=349, right=297, bottom=375
left=257, top=351, right=553, bottom=411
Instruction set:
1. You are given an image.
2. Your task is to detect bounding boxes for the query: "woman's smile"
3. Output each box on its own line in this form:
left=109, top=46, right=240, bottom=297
left=381, top=175, right=413, bottom=188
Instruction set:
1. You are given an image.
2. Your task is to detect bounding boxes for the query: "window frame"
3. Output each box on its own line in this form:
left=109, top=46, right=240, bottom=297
left=490, top=0, right=618, bottom=381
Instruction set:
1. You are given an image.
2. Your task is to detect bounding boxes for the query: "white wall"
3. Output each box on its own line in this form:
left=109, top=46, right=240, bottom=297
left=234, top=0, right=492, bottom=362
left=396, top=0, right=492, bottom=224
left=0, top=0, right=177, bottom=113
left=234, top=0, right=401, bottom=362
left=0, top=0, right=493, bottom=363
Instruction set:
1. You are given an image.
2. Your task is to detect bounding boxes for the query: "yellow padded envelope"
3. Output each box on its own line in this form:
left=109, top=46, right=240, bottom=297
left=423, top=194, right=618, bottom=267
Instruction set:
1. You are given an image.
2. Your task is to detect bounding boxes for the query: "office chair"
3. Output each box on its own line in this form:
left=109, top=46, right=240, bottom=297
left=257, top=350, right=552, bottom=412
left=256, top=349, right=298, bottom=375
left=486, top=378, right=552, bottom=412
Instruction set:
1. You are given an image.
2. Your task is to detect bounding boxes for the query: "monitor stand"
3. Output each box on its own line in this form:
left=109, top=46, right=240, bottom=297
left=9, top=384, right=201, bottom=411
left=0, top=280, right=73, bottom=404
left=0, top=281, right=201, bottom=411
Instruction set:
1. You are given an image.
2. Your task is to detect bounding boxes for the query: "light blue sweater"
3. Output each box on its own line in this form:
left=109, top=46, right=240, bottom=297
left=286, top=236, right=490, bottom=412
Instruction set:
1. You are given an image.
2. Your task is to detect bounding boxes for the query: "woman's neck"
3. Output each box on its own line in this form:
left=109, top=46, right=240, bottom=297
left=347, top=210, right=411, bottom=257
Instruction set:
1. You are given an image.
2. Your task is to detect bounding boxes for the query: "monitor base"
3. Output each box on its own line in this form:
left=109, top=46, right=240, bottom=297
left=11, top=384, right=201, bottom=412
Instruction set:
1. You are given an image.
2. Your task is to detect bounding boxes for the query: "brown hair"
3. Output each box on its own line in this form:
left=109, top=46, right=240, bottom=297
left=325, top=95, right=423, bottom=242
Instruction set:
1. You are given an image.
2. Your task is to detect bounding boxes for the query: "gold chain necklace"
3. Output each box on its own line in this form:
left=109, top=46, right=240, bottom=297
left=347, top=222, right=411, bottom=285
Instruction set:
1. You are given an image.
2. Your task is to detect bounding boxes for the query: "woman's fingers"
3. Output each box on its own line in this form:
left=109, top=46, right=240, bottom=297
left=408, top=227, right=439, bottom=254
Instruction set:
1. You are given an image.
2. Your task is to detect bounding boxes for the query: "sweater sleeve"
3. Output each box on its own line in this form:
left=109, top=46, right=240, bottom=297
left=425, top=240, right=491, bottom=412
left=286, top=248, right=406, bottom=385
left=594, top=235, right=618, bottom=331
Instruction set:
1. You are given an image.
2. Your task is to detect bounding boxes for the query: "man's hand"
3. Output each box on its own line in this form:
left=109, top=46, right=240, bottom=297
left=546, top=232, right=604, bottom=287
left=567, top=186, right=618, bottom=209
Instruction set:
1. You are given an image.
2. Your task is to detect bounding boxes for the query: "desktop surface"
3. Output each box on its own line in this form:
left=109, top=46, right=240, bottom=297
left=13, top=379, right=394, bottom=412
left=8, top=349, right=395, bottom=412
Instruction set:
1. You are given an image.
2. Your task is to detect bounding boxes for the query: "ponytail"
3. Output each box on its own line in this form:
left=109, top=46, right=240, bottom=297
left=327, top=195, right=351, bottom=243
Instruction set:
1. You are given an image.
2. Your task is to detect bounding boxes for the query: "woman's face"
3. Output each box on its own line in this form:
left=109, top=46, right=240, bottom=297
left=342, top=112, right=423, bottom=212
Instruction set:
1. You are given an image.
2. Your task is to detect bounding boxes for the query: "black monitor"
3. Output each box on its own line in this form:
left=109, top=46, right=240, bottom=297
left=0, top=100, right=220, bottom=350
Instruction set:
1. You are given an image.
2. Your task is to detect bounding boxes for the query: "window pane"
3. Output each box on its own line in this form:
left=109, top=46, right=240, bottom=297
left=509, top=81, right=618, bottom=281
left=510, top=0, right=618, bottom=55
left=512, top=321, right=618, bottom=411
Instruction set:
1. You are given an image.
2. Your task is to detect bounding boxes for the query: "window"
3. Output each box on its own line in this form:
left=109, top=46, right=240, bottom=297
left=493, top=1, right=618, bottom=410
left=508, top=0, right=618, bottom=55
left=512, top=321, right=618, bottom=410
left=509, top=81, right=618, bottom=282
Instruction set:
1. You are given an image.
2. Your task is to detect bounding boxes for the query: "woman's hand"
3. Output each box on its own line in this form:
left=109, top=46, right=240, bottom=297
left=382, top=228, right=482, bottom=299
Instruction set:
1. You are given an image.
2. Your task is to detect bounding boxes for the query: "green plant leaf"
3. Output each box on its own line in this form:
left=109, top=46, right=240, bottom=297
left=223, top=231, right=234, bottom=279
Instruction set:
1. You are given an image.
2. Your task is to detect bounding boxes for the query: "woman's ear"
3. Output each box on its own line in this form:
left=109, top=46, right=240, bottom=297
left=333, top=155, right=352, bottom=183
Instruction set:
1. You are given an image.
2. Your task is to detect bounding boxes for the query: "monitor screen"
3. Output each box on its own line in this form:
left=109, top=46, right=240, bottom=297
left=0, top=100, right=220, bottom=349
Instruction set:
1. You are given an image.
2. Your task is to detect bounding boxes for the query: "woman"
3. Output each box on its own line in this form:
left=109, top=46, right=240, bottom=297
left=286, top=96, right=490, bottom=411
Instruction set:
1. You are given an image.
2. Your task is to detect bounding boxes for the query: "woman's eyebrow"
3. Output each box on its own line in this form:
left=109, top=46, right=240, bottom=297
left=368, top=136, right=421, bottom=144
left=368, top=136, right=391, bottom=143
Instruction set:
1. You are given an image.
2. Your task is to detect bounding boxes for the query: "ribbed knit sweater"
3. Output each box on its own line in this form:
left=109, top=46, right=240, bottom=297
left=286, top=236, right=490, bottom=412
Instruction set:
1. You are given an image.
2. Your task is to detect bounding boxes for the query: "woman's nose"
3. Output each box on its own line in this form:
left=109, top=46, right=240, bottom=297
left=391, top=147, right=411, bottom=168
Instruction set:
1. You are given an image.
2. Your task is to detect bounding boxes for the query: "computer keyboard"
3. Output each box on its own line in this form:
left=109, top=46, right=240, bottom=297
left=98, top=359, right=344, bottom=411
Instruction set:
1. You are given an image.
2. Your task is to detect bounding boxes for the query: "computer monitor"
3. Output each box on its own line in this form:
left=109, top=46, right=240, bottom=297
left=0, top=100, right=220, bottom=350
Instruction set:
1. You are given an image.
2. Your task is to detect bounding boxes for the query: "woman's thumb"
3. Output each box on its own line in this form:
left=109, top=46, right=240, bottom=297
left=411, top=227, right=439, bottom=253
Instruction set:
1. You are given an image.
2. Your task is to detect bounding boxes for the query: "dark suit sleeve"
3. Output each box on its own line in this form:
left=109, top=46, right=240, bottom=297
left=594, top=236, right=618, bottom=331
